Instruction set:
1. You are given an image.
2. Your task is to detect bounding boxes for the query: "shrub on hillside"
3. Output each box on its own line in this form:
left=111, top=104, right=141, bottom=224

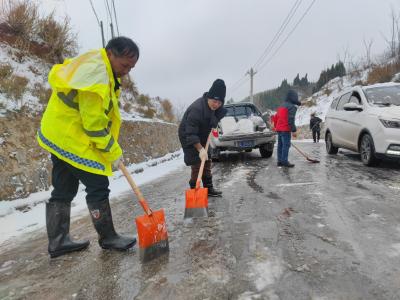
left=302, top=98, right=316, bottom=107
left=3, top=0, right=38, bottom=39
left=122, top=101, right=132, bottom=113
left=31, top=83, right=52, bottom=104
left=0, top=74, right=28, bottom=101
left=324, top=87, right=332, bottom=96
left=367, top=60, right=400, bottom=84
left=1, top=0, right=78, bottom=63
left=160, top=99, right=175, bottom=122
left=0, top=62, right=13, bottom=78
left=136, top=94, right=156, bottom=119
left=36, top=12, right=77, bottom=63
left=121, top=75, right=139, bottom=98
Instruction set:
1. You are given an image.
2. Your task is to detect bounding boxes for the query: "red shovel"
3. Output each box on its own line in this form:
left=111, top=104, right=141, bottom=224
left=119, top=162, right=169, bottom=262
left=184, top=131, right=212, bottom=218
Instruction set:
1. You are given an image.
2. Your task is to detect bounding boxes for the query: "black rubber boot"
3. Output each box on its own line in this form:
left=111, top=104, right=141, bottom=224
left=46, top=202, right=90, bottom=258
left=282, top=162, right=295, bottom=168
left=202, top=176, right=222, bottom=197
left=88, top=199, right=136, bottom=250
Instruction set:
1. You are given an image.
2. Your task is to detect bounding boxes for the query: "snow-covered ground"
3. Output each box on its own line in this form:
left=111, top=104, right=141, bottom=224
left=295, top=71, right=369, bottom=126
left=0, top=43, right=51, bottom=116
left=0, top=150, right=184, bottom=247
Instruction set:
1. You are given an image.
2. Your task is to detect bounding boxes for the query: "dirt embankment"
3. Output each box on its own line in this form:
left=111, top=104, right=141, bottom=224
left=0, top=113, right=180, bottom=201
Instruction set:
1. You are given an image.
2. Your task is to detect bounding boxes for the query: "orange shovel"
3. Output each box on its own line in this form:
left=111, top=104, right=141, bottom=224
left=184, top=131, right=212, bottom=219
left=119, top=162, right=169, bottom=262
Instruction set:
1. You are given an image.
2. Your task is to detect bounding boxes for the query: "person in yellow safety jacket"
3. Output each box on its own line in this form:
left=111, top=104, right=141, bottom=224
left=37, top=37, right=139, bottom=258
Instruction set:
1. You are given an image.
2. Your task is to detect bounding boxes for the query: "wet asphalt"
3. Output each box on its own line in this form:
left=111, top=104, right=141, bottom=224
left=1, top=142, right=400, bottom=300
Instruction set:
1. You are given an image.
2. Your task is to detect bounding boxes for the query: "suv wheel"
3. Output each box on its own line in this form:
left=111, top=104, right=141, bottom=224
left=360, top=134, right=378, bottom=166
left=326, top=132, right=338, bottom=154
left=211, top=147, right=220, bottom=162
left=259, top=144, right=273, bottom=158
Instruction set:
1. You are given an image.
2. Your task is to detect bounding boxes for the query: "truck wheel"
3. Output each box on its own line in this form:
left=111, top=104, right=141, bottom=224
left=211, top=147, right=220, bottom=162
left=259, top=144, right=273, bottom=158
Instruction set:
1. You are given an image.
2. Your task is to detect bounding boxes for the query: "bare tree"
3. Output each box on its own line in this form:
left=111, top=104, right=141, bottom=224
left=173, top=102, right=188, bottom=124
left=363, top=37, right=374, bottom=68
left=381, top=7, right=400, bottom=59
left=337, top=45, right=350, bottom=67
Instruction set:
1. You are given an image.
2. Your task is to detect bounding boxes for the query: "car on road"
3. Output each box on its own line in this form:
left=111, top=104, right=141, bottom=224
left=210, top=102, right=276, bottom=160
left=325, top=82, right=400, bottom=166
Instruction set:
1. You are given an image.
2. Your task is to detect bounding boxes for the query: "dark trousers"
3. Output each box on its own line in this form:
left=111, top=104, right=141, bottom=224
left=277, top=131, right=291, bottom=164
left=49, top=154, right=110, bottom=204
left=312, top=130, right=320, bottom=142
left=190, top=160, right=212, bottom=188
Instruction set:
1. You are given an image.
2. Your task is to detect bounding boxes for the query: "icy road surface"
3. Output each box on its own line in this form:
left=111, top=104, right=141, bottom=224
left=1, top=143, right=400, bottom=300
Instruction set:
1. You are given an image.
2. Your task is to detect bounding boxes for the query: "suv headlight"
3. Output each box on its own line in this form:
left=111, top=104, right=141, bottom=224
left=379, top=119, right=400, bottom=128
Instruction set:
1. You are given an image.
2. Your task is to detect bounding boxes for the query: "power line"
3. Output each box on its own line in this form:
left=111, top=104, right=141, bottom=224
left=88, top=0, right=100, bottom=25
left=257, top=0, right=317, bottom=74
left=253, top=0, right=302, bottom=70
left=103, top=0, right=111, bottom=39
left=111, top=0, right=120, bottom=36
left=227, top=76, right=249, bottom=100
left=228, top=0, right=303, bottom=101
left=104, top=0, right=113, bottom=21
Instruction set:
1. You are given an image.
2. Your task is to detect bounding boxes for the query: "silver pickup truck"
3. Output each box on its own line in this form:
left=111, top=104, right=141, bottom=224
left=210, top=102, right=276, bottom=161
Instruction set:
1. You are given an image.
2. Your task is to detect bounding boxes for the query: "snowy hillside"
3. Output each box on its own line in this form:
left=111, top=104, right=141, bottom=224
left=0, top=43, right=50, bottom=116
left=0, top=43, right=172, bottom=122
left=296, top=71, right=369, bottom=126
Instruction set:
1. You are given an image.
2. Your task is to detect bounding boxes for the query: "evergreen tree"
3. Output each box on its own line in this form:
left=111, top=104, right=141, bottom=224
left=293, top=73, right=300, bottom=86
left=300, top=73, right=309, bottom=87
left=315, top=61, right=346, bottom=92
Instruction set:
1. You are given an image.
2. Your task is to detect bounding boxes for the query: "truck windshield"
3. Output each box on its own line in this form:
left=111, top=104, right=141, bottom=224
left=225, top=105, right=260, bottom=119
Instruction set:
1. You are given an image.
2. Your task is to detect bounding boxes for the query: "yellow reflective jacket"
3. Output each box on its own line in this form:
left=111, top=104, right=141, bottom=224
left=37, top=48, right=122, bottom=176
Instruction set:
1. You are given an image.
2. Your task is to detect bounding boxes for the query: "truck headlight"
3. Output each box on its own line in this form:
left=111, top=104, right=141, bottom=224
left=379, top=119, right=400, bottom=128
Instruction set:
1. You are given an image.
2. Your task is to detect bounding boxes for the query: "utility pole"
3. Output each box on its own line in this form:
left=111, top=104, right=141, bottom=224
left=100, top=21, right=105, bottom=47
left=246, top=68, right=257, bottom=103
left=110, top=23, right=115, bottom=38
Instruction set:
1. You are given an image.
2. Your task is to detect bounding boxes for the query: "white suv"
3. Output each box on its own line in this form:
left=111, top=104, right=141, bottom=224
left=325, top=82, right=400, bottom=166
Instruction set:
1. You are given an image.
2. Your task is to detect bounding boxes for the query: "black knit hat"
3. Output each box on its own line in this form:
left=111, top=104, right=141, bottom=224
left=207, top=79, right=226, bottom=103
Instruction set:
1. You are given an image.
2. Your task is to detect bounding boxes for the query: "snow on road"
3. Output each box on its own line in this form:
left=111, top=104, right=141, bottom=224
left=0, top=150, right=184, bottom=247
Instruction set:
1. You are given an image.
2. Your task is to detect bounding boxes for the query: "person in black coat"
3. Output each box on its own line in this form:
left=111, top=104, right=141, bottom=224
left=178, top=79, right=227, bottom=196
left=309, top=112, right=322, bottom=143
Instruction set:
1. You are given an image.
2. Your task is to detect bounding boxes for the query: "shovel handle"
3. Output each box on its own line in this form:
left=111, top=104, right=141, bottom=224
left=119, top=162, right=152, bottom=216
left=195, top=130, right=213, bottom=189
left=291, top=143, right=308, bottom=159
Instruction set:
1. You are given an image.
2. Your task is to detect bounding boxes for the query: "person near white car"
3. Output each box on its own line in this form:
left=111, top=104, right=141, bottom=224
left=271, top=90, right=303, bottom=168
left=310, top=112, right=322, bottom=143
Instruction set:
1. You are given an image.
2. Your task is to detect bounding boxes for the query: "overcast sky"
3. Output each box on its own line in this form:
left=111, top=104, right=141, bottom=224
left=41, top=0, right=400, bottom=106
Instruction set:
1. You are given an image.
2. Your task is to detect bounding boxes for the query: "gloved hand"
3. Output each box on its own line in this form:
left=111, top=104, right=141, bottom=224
left=112, top=156, right=123, bottom=170
left=199, top=148, right=208, bottom=161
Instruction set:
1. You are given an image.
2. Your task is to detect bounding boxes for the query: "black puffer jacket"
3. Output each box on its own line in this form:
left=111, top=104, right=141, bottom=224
left=178, top=94, right=227, bottom=165
left=310, top=116, right=322, bottom=131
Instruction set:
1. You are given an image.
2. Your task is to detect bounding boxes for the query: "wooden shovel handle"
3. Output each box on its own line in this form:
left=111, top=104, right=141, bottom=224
left=291, top=143, right=308, bottom=159
left=119, top=162, right=152, bottom=216
left=196, top=130, right=213, bottom=189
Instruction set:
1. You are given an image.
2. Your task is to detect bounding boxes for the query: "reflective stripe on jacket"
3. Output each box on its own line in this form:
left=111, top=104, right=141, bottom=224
left=37, top=49, right=122, bottom=176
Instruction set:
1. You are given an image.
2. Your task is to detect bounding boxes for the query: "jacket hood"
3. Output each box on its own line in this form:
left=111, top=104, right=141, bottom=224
left=285, top=89, right=301, bottom=105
